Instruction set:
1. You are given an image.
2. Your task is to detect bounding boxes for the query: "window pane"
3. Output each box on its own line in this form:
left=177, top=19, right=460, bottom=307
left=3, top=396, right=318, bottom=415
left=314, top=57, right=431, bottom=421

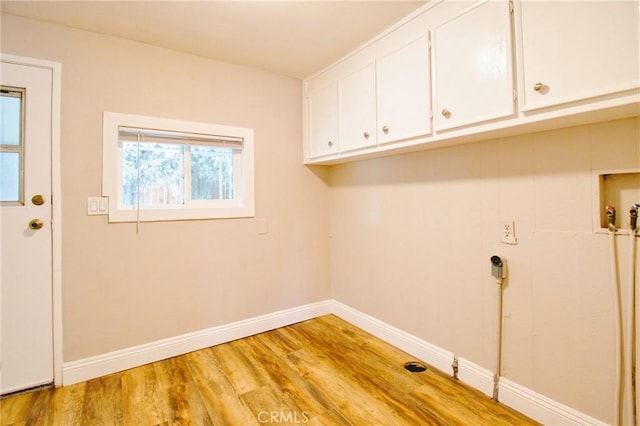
left=0, top=152, right=20, bottom=202
left=191, top=145, right=234, bottom=200
left=121, top=142, right=183, bottom=206
left=0, top=95, right=21, bottom=146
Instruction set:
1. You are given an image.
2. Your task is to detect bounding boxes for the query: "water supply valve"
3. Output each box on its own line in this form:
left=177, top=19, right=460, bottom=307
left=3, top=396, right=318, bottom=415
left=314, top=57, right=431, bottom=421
left=630, top=204, right=639, bottom=232
left=606, top=205, right=617, bottom=231
left=490, top=255, right=506, bottom=284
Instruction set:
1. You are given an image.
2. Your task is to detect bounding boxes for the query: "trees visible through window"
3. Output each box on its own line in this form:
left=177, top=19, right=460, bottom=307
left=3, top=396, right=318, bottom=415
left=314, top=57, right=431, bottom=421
left=121, top=141, right=236, bottom=207
left=103, top=112, right=254, bottom=222
left=121, top=141, right=183, bottom=206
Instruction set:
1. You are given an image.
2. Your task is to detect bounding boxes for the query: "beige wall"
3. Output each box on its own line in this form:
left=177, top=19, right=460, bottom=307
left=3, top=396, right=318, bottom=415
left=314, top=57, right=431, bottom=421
left=330, top=117, right=640, bottom=422
left=1, top=14, right=330, bottom=361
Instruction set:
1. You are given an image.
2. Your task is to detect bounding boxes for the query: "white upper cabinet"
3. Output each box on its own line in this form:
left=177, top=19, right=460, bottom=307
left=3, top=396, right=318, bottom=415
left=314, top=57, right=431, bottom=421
left=302, top=0, right=639, bottom=165
left=308, top=80, right=339, bottom=158
left=377, top=34, right=432, bottom=144
left=516, top=0, right=640, bottom=111
left=339, top=63, right=377, bottom=152
left=433, top=1, right=515, bottom=131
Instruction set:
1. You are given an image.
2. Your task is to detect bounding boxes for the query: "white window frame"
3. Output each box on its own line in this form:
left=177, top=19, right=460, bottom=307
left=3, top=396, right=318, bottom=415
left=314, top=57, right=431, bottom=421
left=103, top=112, right=254, bottom=222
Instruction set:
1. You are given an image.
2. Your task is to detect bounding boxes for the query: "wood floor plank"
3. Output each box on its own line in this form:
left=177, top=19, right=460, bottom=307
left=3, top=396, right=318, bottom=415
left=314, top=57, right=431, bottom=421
left=153, top=356, right=191, bottom=390
left=285, top=346, right=428, bottom=425
left=209, top=340, right=266, bottom=395
left=184, top=348, right=259, bottom=426
left=245, top=333, right=336, bottom=418
left=79, top=373, right=123, bottom=425
left=44, top=382, right=87, bottom=425
left=240, top=384, right=294, bottom=422
left=257, top=327, right=302, bottom=358
left=290, top=317, right=425, bottom=394
left=306, top=407, right=352, bottom=426
left=0, top=314, right=540, bottom=426
left=0, top=392, right=34, bottom=425
left=161, top=382, right=213, bottom=426
left=282, top=322, right=434, bottom=425
left=121, top=363, right=165, bottom=425
left=24, top=390, right=55, bottom=425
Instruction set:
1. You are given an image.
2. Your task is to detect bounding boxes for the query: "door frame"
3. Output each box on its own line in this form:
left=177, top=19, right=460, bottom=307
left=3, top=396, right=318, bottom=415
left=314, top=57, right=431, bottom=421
left=1, top=53, right=63, bottom=387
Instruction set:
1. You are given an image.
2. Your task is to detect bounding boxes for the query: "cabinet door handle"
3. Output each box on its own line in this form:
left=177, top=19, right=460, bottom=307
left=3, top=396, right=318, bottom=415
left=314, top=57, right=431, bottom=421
left=533, top=82, right=545, bottom=92
left=363, top=131, right=370, bottom=140
left=328, top=141, right=333, bottom=147
left=382, top=126, right=389, bottom=134
left=441, top=109, right=451, bottom=118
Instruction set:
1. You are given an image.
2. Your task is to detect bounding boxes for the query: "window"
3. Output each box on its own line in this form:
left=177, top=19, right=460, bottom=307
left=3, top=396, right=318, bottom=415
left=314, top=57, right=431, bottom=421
left=0, top=87, right=25, bottom=204
left=103, top=112, right=254, bottom=222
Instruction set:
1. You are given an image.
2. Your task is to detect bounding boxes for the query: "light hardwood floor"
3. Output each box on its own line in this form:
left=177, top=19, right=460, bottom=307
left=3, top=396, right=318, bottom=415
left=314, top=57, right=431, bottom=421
left=1, top=315, right=539, bottom=425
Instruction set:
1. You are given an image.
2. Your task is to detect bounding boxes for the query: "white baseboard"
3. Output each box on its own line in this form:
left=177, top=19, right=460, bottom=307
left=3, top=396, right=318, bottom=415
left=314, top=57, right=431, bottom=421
left=500, top=378, right=607, bottom=426
left=62, top=299, right=606, bottom=425
left=331, top=301, right=607, bottom=426
left=62, top=300, right=332, bottom=385
left=331, top=301, right=454, bottom=375
left=457, top=356, right=494, bottom=398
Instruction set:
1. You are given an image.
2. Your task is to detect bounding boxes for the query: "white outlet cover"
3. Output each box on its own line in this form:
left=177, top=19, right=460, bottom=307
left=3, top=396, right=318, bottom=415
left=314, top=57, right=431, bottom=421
left=500, top=221, right=517, bottom=244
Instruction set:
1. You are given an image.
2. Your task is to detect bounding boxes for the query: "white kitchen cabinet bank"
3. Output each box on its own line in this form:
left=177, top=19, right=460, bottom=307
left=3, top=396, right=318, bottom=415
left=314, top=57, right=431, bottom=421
left=303, top=0, right=640, bottom=165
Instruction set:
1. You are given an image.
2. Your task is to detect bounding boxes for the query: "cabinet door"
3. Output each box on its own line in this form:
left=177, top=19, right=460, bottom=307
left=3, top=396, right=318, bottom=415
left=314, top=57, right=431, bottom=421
left=339, top=63, right=377, bottom=152
left=377, top=34, right=431, bottom=144
left=308, top=81, right=339, bottom=158
left=433, top=1, right=514, bottom=131
left=518, top=1, right=640, bottom=111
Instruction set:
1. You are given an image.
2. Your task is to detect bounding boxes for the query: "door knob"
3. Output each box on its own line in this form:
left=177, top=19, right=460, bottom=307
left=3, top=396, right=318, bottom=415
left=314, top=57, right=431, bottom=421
left=31, top=194, right=45, bottom=205
left=29, top=219, right=44, bottom=230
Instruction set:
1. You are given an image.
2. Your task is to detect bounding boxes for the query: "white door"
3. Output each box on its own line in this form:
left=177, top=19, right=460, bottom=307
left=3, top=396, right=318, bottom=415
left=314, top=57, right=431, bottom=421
left=1, top=60, right=54, bottom=394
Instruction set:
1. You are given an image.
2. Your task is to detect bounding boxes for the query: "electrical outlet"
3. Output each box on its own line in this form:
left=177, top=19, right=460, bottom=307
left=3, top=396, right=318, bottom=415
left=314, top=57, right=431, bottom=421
left=501, top=221, right=517, bottom=244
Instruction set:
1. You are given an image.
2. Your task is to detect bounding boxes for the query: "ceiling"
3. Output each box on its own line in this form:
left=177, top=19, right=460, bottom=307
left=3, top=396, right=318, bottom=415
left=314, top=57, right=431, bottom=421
left=1, top=1, right=428, bottom=79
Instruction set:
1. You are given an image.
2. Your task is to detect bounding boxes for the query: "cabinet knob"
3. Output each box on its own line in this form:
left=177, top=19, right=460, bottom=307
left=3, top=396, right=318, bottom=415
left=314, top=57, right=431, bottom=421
left=363, top=131, right=370, bottom=140
left=441, top=109, right=451, bottom=118
left=533, top=82, right=545, bottom=92
left=328, top=141, right=333, bottom=147
left=382, top=126, right=389, bottom=135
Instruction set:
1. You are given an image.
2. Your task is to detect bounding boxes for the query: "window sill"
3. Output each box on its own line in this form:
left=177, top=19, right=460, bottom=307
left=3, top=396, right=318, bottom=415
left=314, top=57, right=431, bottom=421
left=107, top=203, right=255, bottom=223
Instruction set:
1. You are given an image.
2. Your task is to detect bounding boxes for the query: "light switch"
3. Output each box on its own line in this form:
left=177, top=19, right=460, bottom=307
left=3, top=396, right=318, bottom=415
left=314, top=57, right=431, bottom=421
left=87, top=197, right=109, bottom=215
